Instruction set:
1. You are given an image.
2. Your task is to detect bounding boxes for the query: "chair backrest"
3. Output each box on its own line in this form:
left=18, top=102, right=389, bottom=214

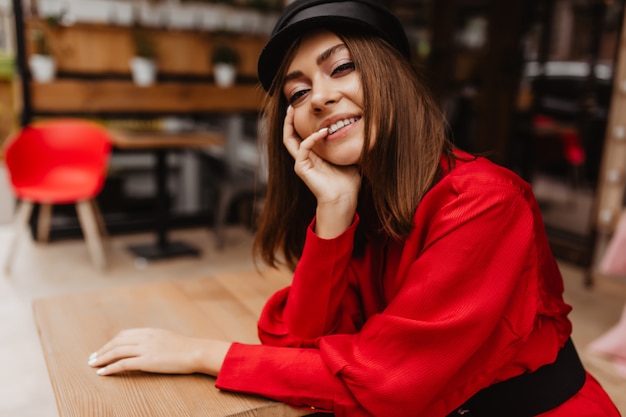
left=4, top=118, right=112, bottom=191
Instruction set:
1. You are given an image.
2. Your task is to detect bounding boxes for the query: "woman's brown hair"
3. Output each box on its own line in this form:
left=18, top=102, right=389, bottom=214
left=254, top=30, right=452, bottom=270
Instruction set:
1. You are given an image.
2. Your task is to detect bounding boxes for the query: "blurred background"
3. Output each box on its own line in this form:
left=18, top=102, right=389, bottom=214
left=0, top=0, right=623, bottom=282
left=390, top=0, right=625, bottom=283
left=0, top=0, right=626, bottom=414
left=0, top=0, right=624, bottom=279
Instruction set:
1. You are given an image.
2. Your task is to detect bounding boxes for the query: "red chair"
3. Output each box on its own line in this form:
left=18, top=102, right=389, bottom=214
left=3, top=119, right=112, bottom=273
left=533, top=114, right=586, bottom=166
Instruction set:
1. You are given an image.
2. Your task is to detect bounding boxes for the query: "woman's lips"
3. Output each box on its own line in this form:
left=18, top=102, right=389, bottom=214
left=325, top=116, right=361, bottom=140
left=328, top=116, right=361, bottom=135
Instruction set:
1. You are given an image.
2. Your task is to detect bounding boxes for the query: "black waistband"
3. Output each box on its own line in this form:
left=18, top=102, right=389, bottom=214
left=447, top=338, right=586, bottom=417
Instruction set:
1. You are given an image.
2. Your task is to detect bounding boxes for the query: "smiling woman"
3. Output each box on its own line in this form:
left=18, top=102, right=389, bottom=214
left=88, top=1, right=621, bottom=416
left=282, top=31, right=367, bottom=170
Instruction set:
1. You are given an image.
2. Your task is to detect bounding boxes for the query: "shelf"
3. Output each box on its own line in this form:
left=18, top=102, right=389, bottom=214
left=30, top=80, right=264, bottom=114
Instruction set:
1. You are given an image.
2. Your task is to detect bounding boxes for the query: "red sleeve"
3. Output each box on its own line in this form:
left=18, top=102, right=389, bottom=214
left=218, top=180, right=560, bottom=417
left=257, top=216, right=365, bottom=347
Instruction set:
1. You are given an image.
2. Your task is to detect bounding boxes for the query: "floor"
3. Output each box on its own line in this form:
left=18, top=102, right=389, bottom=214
left=0, top=224, right=625, bottom=416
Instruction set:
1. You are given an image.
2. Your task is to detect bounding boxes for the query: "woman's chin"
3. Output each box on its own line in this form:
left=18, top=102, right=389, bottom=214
left=316, top=137, right=364, bottom=166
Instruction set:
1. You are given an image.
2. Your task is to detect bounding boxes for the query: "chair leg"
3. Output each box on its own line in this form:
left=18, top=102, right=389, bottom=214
left=37, top=203, right=53, bottom=243
left=3, top=200, right=34, bottom=275
left=75, top=200, right=107, bottom=270
left=89, top=200, right=111, bottom=253
left=90, top=199, right=109, bottom=240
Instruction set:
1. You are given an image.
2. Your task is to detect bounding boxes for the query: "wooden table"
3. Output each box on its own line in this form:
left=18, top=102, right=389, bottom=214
left=32, top=268, right=310, bottom=417
left=108, top=129, right=225, bottom=261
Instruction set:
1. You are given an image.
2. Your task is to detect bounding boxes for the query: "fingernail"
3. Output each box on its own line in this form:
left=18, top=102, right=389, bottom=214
left=89, top=352, right=98, bottom=361
left=88, top=357, right=98, bottom=366
left=318, top=127, right=328, bottom=134
left=96, top=367, right=106, bottom=375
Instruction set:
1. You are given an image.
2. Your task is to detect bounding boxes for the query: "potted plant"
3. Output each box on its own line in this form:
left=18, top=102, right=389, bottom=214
left=29, top=26, right=56, bottom=82
left=130, top=30, right=157, bottom=86
left=211, top=42, right=240, bottom=88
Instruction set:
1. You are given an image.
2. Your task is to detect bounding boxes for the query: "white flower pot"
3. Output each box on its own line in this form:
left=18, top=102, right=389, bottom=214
left=29, top=54, right=56, bottom=83
left=130, top=57, right=157, bottom=87
left=213, top=63, right=237, bottom=88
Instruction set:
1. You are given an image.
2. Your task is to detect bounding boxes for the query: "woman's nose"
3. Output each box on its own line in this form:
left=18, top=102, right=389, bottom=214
left=310, top=81, right=338, bottom=112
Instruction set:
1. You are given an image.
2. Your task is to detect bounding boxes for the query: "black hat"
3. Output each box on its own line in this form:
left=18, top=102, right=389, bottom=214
left=257, top=0, right=410, bottom=92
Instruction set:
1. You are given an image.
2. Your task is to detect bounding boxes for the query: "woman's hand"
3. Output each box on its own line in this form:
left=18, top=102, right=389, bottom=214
left=283, top=106, right=360, bottom=203
left=283, top=106, right=361, bottom=238
left=87, top=328, right=231, bottom=377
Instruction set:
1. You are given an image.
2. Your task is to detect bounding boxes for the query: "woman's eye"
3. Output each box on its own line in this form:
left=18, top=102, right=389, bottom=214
left=332, top=62, right=355, bottom=76
left=288, top=89, right=309, bottom=105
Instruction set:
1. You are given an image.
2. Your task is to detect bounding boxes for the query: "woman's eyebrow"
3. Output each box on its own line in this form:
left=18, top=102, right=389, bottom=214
left=317, top=43, right=347, bottom=65
left=284, top=70, right=304, bottom=84
left=283, top=43, right=347, bottom=85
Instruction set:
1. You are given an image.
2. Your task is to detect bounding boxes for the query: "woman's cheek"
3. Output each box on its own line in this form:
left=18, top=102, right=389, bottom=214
left=293, top=112, right=310, bottom=140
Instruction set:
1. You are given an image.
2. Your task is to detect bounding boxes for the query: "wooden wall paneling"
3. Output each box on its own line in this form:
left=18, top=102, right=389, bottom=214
left=25, top=20, right=267, bottom=78
left=226, top=36, right=267, bottom=79
left=27, top=21, right=132, bottom=74
left=0, top=79, right=17, bottom=150
left=154, top=30, right=210, bottom=75
left=48, top=23, right=133, bottom=74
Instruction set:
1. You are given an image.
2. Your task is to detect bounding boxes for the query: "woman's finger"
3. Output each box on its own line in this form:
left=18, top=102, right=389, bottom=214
left=282, top=105, right=330, bottom=164
left=282, top=106, right=300, bottom=159
left=95, top=356, right=144, bottom=376
left=298, top=127, right=328, bottom=154
left=89, top=328, right=152, bottom=364
left=89, top=344, right=141, bottom=368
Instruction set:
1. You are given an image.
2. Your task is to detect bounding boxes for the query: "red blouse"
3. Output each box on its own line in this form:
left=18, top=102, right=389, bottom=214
left=216, top=153, right=619, bottom=416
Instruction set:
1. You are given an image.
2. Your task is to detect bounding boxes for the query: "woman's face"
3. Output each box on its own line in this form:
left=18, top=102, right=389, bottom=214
left=282, top=30, right=367, bottom=166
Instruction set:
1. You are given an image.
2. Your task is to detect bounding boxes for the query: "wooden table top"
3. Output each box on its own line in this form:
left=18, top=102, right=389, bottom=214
left=32, top=268, right=309, bottom=417
left=108, top=129, right=226, bottom=150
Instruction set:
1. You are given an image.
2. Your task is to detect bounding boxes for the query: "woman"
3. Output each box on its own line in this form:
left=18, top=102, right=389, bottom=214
left=89, top=0, right=621, bottom=415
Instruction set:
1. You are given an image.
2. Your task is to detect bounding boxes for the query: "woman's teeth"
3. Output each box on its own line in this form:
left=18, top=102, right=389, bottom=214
left=328, top=117, right=360, bottom=135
